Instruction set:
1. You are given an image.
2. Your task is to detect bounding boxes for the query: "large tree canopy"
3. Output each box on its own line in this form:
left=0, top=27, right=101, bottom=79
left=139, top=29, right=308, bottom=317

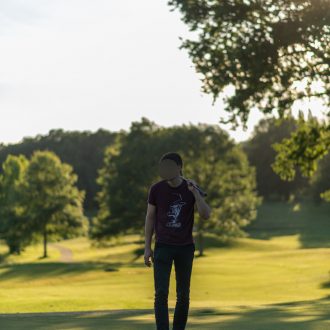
left=168, top=0, right=330, bottom=199
left=168, top=0, right=329, bottom=128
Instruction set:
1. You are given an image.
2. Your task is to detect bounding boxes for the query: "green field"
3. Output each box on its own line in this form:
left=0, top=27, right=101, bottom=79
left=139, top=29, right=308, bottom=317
left=0, top=201, right=330, bottom=329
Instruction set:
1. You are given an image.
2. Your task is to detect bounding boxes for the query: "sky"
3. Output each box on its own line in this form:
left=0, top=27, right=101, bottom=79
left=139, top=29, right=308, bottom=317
left=0, top=0, right=326, bottom=145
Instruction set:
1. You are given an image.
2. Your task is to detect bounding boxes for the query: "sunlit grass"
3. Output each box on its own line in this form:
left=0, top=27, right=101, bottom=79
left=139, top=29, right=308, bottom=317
left=0, top=201, right=329, bottom=329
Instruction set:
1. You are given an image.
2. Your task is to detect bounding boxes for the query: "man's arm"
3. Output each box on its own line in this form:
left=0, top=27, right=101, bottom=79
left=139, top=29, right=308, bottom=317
left=194, top=191, right=211, bottom=220
left=144, top=203, right=156, bottom=267
left=186, top=178, right=212, bottom=220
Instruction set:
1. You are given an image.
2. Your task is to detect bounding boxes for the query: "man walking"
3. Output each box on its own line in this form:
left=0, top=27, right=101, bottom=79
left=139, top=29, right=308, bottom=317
left=144, top=152, right=211, bottom=330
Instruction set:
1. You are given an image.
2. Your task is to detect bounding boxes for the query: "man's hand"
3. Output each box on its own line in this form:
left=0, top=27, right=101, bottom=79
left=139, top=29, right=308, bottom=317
left=186, top=178, right=212, bottom=219
left=144, top=246, right=154, bottom=267
left=186, top=178, right=199, bottom=196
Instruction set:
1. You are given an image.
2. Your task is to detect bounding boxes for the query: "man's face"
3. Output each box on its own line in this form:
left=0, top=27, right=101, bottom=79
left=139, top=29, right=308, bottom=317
left=158, top=159, right=180, bottom=180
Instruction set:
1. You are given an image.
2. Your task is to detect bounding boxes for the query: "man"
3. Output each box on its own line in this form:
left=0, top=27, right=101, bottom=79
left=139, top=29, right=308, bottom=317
left=144, top=152, right=211, bottom=330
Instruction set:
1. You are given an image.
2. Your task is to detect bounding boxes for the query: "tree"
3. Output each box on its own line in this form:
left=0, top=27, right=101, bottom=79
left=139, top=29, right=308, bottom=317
left=271, top=111, right=330, bottom=201
left=168, top=0, right=330, bottom=197
left=23, top=150, right=89, bottom=258
left=90, top=118, right=162, bottom=241
left=309, top=152, right=330, bottom=203
left=0, top=155, right=32, bottom=254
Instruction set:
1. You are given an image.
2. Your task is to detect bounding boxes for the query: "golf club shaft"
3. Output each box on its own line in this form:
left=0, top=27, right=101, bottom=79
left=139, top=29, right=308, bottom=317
left=181, top=176, right=207, bottom=197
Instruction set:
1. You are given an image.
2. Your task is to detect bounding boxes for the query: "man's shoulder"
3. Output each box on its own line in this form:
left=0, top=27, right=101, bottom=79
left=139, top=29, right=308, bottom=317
left=150, top=179, right=165, bottom=190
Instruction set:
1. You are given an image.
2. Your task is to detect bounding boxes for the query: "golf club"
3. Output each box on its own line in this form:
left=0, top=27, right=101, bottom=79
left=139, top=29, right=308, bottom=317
left=180, top=176, right=207, bottom=197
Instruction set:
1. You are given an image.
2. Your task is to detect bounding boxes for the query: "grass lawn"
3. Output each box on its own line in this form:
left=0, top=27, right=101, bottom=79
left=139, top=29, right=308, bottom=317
left=0, top=200, right=330, bottom=329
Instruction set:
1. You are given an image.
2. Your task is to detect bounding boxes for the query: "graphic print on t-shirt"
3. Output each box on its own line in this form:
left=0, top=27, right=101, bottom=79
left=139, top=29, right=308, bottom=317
left=165, top=193, right=187, bottom=228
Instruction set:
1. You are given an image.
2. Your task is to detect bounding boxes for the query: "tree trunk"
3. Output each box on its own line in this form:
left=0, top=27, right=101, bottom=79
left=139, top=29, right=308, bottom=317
left=197, top=230, right=204, bottom=256
left=8, top=242, right=21, bottom=255
left=43, top=225, right=48, bottom=258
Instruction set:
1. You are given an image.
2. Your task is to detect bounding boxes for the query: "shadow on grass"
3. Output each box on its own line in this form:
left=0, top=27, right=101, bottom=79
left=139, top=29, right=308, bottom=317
left=320, top=272, right=330, bottom=289
left=245, top=201, right=330, bottom=249
left=0, top=235, right=230, bottom=281
left=0, top=260, right=145, bottom=281
left=1, top=296, right=330, bottom=330
left=0, top=251, right=10, bottom=263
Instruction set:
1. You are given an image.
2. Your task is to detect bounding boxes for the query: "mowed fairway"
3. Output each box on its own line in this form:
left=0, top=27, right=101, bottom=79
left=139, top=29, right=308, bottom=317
left=0, top=201, right=330, bottom=329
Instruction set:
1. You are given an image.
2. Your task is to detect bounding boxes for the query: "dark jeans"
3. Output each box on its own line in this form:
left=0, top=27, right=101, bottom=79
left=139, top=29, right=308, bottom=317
left=153, top=241, right=195, bottom=330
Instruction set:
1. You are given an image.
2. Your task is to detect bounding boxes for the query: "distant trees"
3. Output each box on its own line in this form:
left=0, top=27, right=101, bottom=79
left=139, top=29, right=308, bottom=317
left=0, top=128, right=119, bottom=210
left=242, top=116, right=310, bottom=201
left=243, top=115, right=330, bottom=203
left=0, top=151, right=88, bottom=257
left=308, top=150, right=330, bottom=203
left=0, top=119, right=328, bottom=256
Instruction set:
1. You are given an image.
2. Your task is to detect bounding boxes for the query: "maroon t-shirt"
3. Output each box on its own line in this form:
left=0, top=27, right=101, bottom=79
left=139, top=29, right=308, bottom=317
left=147, top=179, right=196, bottom=245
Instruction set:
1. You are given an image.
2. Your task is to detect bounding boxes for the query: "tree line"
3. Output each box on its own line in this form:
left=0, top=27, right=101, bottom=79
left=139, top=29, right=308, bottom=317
left=0, top=117, right=329, bottom=257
